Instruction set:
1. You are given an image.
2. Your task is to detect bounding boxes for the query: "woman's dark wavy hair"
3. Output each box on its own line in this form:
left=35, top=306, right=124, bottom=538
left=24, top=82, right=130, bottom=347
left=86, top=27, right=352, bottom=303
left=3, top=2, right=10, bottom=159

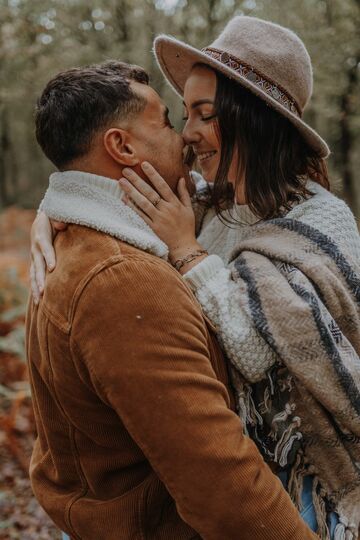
left=195, top=66, right=329, bottom=223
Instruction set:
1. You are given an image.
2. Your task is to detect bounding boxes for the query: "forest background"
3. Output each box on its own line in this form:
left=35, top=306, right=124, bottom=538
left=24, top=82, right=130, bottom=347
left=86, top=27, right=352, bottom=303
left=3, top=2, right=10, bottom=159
left=0, top=0, right=359, bottom=538
left=1, top=0, right=360, bottom=210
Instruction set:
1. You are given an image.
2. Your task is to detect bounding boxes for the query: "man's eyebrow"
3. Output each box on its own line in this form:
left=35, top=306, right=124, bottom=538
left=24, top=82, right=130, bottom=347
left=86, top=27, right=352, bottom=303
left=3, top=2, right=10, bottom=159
left=182, top=99, right=214, bottom=109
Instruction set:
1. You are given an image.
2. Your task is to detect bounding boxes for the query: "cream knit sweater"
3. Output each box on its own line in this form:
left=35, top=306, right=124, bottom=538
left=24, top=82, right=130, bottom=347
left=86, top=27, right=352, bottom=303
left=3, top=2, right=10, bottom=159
left=184, top=181, right=360, bottom=382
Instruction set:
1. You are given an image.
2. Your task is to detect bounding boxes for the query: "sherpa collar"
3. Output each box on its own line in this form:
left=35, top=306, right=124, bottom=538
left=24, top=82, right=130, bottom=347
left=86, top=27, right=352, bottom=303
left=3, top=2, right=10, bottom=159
left=39, top=171, right=169, bottom=259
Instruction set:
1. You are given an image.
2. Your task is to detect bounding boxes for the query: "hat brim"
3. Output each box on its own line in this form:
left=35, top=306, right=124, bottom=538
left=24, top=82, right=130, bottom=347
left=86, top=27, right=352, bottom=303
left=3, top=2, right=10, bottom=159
left=154, top=35, right=330, bottom=159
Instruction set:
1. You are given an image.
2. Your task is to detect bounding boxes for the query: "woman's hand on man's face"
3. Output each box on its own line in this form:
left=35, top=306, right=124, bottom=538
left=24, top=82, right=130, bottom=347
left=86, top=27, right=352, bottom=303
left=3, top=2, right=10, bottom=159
left=119, top=162, right=200, bottom=258
left=30, top=212, right=66, bottom=304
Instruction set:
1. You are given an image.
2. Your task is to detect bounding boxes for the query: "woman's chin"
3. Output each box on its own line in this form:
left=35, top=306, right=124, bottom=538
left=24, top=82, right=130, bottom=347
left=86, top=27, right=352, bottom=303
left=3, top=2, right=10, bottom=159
left=199, top=168, right=216, bottom=183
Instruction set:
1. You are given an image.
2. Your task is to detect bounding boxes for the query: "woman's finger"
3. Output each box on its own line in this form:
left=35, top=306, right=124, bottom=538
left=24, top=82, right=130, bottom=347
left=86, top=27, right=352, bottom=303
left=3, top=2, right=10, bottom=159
left=141, top=162, right=176, bottom=203
left=122, top=167, right=161, bottom=206
left=177, top=178, right=192, bottom=208
left=51, top=220, right=68, bottom=232
left=121, top=193, right=130, bottom=205
left=124, top=197, right=152, bottom=226
left=30, top=263, right=40, bottom=304
left=32, top=248, right=46, bottom=294
left=36, top=233, right=56, bottom=271
left=119, top=178, right=158, bottom=219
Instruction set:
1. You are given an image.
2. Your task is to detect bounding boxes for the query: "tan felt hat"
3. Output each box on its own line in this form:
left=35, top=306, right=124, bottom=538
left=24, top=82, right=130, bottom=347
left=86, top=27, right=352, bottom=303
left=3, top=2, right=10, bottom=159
left=154, top=16, right=330, bottom=158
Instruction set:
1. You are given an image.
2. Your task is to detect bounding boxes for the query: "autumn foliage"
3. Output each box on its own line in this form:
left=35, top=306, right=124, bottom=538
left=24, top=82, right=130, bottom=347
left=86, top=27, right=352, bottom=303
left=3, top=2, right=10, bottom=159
left=0, top=207, right=59, bottom=539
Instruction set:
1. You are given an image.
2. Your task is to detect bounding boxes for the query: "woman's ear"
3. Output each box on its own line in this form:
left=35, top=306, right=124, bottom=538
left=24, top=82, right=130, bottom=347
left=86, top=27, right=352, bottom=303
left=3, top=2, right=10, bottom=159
left=103, top=128, right=139, bottom=167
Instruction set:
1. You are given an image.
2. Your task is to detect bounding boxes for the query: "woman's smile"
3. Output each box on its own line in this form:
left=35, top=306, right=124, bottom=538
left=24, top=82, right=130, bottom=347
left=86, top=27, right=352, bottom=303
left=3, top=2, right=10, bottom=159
left=196, top=150, right=217, bottom=164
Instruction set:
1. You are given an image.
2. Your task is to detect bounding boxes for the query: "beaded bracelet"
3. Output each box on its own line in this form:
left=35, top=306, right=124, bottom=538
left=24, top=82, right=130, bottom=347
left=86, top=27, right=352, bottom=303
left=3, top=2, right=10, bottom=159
left=173, top=249, right=208, bottom=272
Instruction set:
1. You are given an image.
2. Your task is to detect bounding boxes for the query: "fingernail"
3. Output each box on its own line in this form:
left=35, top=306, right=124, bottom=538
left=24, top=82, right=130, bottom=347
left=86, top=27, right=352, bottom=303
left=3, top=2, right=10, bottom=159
left=122, top=168, right=131, bottom=175
left=141, top=162, right=150, bottom=169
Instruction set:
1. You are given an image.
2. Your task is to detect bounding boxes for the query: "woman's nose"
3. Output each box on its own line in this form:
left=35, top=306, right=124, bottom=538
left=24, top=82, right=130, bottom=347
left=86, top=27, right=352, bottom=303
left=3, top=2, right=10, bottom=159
left=182, top=119, right=201, bottom=145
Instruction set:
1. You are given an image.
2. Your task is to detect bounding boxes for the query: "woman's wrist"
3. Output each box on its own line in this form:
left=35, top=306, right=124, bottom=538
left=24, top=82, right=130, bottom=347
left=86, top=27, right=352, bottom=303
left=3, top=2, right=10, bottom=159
left=176, top=253, right=208, bottom=275
left=168, top=241, right=204, bottom=265
left=169, top=241, right=208, bottom=275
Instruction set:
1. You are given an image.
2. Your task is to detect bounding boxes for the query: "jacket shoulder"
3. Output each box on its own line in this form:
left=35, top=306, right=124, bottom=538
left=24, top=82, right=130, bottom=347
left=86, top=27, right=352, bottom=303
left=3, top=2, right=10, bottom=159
left=40, top=225, right=178, bottom=333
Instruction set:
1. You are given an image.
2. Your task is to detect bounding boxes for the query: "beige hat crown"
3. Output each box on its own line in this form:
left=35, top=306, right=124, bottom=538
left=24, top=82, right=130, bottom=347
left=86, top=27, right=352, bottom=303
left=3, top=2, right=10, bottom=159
left=154, top=16, right=329, bottom=158
left=210, top=16, right=312, bottom=114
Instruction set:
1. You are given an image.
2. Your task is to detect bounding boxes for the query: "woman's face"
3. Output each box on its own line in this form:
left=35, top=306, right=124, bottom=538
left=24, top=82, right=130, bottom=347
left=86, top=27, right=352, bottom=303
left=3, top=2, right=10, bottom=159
left=182, top=65, right=238, bottom=185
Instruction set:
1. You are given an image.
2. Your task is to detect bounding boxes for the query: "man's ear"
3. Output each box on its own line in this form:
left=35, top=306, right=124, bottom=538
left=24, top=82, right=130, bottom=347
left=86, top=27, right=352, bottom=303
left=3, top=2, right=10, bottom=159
left=103, top=128, right=139, bottom=167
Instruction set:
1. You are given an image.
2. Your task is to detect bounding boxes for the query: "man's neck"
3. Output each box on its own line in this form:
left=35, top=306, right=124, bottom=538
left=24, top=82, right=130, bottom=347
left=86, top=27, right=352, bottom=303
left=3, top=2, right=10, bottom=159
left=62, top=160, right=121, bottom=182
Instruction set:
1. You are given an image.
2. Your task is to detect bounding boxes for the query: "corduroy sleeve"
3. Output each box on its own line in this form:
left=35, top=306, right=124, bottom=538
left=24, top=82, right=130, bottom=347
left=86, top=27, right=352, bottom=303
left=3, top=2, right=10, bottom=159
left=72, top=254, right=317, bottom=540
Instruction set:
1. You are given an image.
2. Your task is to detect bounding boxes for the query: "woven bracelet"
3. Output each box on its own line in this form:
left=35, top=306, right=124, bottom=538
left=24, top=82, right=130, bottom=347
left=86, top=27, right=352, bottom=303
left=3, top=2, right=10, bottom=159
left=173, top=249, right=208, bottom=272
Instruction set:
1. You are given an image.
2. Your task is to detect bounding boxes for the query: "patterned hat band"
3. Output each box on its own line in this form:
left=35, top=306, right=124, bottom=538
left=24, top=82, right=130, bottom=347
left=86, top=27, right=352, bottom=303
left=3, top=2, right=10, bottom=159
left=202, top=47, right=302, bottom=118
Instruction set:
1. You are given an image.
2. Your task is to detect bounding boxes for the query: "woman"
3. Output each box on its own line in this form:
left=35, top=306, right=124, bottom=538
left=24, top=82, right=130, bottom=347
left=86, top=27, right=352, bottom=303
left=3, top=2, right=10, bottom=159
left=31, top=17, right=360, bottom=540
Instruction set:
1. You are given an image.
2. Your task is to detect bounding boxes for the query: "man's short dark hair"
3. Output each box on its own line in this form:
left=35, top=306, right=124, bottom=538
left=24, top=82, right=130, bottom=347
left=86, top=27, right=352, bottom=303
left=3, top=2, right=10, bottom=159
left=35, top=60, right=149, bottom=169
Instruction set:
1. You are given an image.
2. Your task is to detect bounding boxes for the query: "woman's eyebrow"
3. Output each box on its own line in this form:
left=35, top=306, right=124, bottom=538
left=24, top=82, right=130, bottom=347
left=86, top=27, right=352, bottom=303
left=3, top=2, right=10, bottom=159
left=182, top=99, right=214, bottom=109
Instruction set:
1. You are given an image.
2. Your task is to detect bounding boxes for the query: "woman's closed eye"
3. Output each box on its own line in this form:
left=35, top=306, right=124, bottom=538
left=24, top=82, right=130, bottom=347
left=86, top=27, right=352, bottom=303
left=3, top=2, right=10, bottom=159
left=182, top=114, right=217, bottom=122
left=201, top=114, right=217, bottom=122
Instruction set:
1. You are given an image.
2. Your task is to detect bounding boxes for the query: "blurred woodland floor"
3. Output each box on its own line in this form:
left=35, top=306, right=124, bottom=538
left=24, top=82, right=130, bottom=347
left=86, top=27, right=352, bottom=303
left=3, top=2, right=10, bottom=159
left=0, top=207, right=60, bottom=539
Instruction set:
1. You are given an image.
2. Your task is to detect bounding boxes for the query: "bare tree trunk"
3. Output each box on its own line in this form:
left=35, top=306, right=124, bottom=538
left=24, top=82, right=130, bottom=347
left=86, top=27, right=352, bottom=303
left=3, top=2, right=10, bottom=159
left=0, top=105, right=10, bottom=208
left=339, top=55, right=359, bottom=212
left=324, top=0, right=333, bottom=26
left=115, top=0, right=129, bottom=42
left=205, top=0, right=218, bottom=39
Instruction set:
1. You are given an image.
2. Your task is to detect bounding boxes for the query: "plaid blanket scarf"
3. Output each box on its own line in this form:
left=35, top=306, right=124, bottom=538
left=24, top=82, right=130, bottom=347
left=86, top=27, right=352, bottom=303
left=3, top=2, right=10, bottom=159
left=228, top=218, right=360, bottom=540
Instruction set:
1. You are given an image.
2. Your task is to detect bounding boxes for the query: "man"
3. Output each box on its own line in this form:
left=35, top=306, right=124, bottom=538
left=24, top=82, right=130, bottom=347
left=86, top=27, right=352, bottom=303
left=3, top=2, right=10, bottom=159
left=27, top=60, right=316, bottom=540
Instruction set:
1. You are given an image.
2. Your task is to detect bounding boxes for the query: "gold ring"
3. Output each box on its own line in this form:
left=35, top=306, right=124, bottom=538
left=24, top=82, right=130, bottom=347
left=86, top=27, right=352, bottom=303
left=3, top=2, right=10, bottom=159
left=153, top=196, right=161, bottom=208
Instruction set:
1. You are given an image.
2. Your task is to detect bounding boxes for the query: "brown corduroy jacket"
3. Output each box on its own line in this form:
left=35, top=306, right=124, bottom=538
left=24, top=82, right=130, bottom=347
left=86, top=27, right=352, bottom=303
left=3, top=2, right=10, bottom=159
left=26, top=224, right=317, bottom=540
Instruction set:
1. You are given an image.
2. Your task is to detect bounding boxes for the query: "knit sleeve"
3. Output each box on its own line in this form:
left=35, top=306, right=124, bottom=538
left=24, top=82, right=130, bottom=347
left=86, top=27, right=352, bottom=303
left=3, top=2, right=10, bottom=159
left=183, top=255, right=277, bottom=383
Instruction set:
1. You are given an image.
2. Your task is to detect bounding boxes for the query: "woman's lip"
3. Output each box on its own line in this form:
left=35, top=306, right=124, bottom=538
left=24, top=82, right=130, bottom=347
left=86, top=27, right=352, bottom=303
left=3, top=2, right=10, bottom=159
left=198, top=150, right=217, bottom=163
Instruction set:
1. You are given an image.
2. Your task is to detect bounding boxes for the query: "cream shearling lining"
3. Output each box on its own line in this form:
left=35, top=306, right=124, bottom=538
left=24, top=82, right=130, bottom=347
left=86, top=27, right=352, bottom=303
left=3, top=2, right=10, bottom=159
left=39, top=171, right=169, bottom=259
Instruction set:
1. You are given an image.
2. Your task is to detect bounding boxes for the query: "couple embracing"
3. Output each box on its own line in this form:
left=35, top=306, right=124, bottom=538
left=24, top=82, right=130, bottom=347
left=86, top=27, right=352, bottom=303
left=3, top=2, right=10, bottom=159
left=27, top=15, right=360, bottom=540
